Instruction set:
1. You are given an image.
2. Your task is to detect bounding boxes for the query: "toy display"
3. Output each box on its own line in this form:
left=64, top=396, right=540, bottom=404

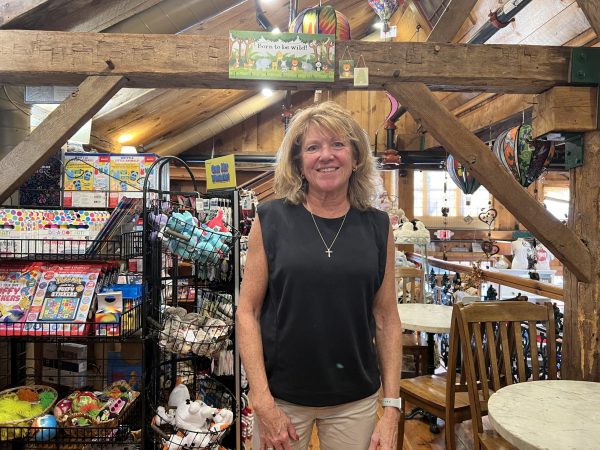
left=56, top=381, right=139, bottom=437
left=152, top=381, right=234, bottom=450
left=0, top=385, right=58, bottom=441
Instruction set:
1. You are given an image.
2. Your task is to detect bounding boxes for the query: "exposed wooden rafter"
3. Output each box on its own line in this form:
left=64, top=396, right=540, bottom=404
left=0, top=76, right=126, bottom=204
left=575, top=1, right=600, bottom=39
left=0, top=31, right=572, bottom=93
left=427, top=0, right=479, bottom=43
left=0, top=0, right=162, bottom=31
left=386, top=82, right=592, bottom=283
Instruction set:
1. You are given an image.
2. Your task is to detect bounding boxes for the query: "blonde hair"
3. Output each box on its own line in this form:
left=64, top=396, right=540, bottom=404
left=273, top=101, right=378, bottom=210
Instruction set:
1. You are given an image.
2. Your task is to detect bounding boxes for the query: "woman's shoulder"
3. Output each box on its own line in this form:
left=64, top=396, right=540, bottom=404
left=356, top=206, right=390, bottom=222
left=258, top=198, right=302, bottom=218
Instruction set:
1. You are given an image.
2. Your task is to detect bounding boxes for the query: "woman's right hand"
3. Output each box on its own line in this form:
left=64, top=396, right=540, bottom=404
left=254, top=401, right=299, bottom=450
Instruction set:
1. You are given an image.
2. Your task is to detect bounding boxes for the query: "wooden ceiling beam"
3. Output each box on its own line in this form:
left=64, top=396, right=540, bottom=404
left=0, top=76, right=126, bottom=204
left=1, top=0, right=162, bottom=32
left=0, top=30, right=572, bottom=93
left=427, top=0, right=479, bottom=43
left=386, top=82, right=591, bottom=283
left=0, top=0, right=50, bottom=27
left=575, top=1, right=600, bottom=39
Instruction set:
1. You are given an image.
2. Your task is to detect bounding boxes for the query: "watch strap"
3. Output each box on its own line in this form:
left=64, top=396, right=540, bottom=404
left=381, top=397, right=402, bottom=411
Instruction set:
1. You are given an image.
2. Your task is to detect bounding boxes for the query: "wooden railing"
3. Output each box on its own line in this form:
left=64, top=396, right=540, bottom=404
left=407, top=252, right=563, bottom=301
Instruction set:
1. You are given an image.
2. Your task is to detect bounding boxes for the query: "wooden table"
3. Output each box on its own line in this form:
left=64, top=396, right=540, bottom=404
left=488, top=380, right=600, bottom=450
left=397, top=303, right=452, bottom=374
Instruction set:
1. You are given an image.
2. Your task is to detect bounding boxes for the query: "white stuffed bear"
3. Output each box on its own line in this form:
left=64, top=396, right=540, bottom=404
left=175, top=399, right=217, bottom=432
left=154, top=406, right=176, bottom=427
left=210, top=408, right=234, bottom=432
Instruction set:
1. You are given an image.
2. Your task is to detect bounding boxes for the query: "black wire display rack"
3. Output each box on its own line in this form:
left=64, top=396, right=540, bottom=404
left=141, top=157, right=241, bottom=449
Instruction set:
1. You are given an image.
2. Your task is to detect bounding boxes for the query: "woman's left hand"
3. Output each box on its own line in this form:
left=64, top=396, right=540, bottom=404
left=368, top=408, right=400, bottom=450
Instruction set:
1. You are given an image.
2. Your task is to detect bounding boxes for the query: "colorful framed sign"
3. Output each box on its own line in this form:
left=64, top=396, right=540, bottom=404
left=229, top=30, right=335, bottom=82
left=205, top=155, right=237, bottom=190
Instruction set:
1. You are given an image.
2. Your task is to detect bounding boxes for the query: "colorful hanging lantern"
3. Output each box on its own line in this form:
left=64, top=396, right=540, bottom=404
left=446, top=154, right=481, bottom=205
left=493, top=124, right=555, bottom=188
left=368, top=0, right=401, bottom=31
left=289, top=5, right=351, bottom=40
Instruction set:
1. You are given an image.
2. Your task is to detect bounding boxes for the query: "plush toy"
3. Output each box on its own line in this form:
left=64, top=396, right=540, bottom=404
left=162, top=431, right=186, bottom=450
left=168, top=379, right=190, bottom=407
left=153, top=406, right=176, bottom=427
left=175, top=399, right=217, bottom=432
left=210, top=408, right=234, bottom=432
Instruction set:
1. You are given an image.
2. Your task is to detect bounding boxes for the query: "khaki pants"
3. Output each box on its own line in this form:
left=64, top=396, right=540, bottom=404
left=252, top=392, right=379, bottom=450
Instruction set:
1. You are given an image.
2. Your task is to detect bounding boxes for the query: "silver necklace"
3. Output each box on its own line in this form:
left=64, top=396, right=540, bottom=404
left=310, top=211, right=348, bottom=258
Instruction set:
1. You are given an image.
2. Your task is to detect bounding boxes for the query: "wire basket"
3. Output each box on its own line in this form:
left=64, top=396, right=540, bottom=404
left=155, top=296, right=234, bottom=358
left=150, top=371, right=235, bottom=450
left=56, top=381, right=140, bottom=439
left=0, top=385, right=58, bottom=441
left=148, top=207, right=240, bottom=266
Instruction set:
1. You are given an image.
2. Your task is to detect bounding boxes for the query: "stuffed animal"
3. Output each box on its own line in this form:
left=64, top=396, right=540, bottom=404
left=168, top=379, right=190, bottom=407
left=153, top=406, right=176, bottom=427
left=162, top=431, right=186, bottom=450
left=210, top=408, right=234, bottom=432
left=175, top=399, right=217, bottom=432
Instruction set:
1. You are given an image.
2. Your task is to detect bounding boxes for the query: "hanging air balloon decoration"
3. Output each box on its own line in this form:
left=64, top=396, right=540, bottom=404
left=368, top=0, right=402, bottom=32
left=493, top=124, right=555, bottom=188
left=289, top=5, right=351, bottom=40
left=446, top=154, right=481, bottom=206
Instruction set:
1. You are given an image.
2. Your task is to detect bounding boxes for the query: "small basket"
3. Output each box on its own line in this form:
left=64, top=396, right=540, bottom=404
left=151, top=373, right=235, bottom=450
left=156, top=300, right=234, bottom=358
left=57, top=381, right=139, bottom=438
left=0, top=385, right=58, bottom=441
left=151, top=209, right=240, bottom=266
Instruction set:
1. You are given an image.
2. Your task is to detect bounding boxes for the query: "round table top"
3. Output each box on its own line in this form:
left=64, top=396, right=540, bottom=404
left=488, top=380, right=600, bottom=450
left=397, top=303, right=452, bottom=333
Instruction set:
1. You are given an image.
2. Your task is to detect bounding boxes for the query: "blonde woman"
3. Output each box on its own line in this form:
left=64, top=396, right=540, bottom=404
left=237, top=101, right=402, bottom=450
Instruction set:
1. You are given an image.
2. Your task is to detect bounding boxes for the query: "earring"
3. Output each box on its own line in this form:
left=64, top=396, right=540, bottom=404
left=352, top=167, right=357, bottom=172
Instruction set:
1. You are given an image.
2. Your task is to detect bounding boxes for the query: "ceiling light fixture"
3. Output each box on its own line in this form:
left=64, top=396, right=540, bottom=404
left=261, top=88, right=274, bottom=97
left=117, top=134, right=133, bottom=144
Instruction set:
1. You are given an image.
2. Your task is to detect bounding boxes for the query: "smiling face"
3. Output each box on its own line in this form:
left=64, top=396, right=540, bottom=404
left=300, top=124, right=357, bottom=199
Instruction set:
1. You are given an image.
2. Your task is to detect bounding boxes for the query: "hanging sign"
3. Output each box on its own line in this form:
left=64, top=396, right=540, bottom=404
left=228, top=30, right=335, bottom=82
left=205, top=155, right=237, bottom=190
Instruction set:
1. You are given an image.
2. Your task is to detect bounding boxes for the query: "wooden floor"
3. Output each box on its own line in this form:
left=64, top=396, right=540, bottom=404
left=306, top=414, right=481, bottom=450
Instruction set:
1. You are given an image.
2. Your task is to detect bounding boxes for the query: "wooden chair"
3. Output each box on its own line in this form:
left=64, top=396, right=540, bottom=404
left=455, top=301, right=558, bottom=450
left=397, top=306, right=473, bottom=450
left=396, top=267, right=428, bottom=378
left=395, top=267, right=424, bottom=304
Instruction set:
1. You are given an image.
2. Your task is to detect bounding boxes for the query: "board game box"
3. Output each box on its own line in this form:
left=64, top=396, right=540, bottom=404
left=0, top=263, right=41, bottom=336
left=24, top=264, right=103, bottom=336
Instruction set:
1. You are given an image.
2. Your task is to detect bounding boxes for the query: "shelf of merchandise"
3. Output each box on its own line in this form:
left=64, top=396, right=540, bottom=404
left=0, top=225, right=145, bottom=449
left=142, top=157, right=241, bottom=450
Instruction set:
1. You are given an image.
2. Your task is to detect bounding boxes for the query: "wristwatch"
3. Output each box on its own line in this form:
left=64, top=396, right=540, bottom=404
left=381, top=397, right=402, bottom=411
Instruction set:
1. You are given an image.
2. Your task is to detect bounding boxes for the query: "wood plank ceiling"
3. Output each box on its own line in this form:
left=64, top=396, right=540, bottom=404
left=0, top=0, right=596, bottom=157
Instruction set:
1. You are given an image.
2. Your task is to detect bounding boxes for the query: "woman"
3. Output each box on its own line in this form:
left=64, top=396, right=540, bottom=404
left=237, top=101, right=402, bottom=450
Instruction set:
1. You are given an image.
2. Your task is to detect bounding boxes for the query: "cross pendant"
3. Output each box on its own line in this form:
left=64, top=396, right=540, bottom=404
left=325, top=249, right=333, bottom=258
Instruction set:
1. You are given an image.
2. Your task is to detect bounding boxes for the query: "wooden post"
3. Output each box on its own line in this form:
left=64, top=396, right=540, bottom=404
left=563, top=130, right=600, bottom=381
left=386, top=82, right=592, bottom=282
left=0, top=76, right=125, bottom=204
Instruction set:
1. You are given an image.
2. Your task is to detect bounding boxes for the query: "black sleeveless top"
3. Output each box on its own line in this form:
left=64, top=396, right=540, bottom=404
left=258, top=198, right=389, bottom=406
